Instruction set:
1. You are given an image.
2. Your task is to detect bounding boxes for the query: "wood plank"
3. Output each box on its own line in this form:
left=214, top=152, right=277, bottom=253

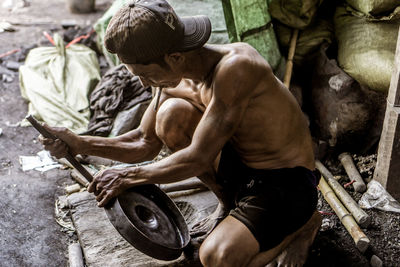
left=67, top=190, right=218, bottom=266
left=373, top=26, right=400, bottom=201
left=387, top=26, right=400, bottom=106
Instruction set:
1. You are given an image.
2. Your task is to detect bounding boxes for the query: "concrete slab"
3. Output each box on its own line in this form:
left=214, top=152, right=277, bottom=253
left=67, top=189, right=218, bottom=266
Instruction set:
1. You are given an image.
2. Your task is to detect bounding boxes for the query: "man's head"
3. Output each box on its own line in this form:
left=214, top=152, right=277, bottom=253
left=104, top=0, right=212, bottom=65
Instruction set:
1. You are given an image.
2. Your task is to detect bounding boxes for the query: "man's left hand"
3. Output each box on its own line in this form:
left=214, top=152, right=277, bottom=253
left=88, top=168, right=130, bottom=207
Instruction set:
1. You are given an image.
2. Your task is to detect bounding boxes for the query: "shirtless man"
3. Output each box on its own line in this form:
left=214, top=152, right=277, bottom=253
left=40, top=0, right=321, bottom=266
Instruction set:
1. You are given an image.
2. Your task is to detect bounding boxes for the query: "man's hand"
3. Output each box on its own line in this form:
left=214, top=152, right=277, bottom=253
left=88, top=168, right=130, bottom=207
left=38, top=124, right=80, bottom=158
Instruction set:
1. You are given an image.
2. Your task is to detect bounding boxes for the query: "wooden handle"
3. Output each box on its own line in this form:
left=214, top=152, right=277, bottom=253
left=26, top=115, right=95, bottom=183
left=283, top=29, right=299, bottom=88
left=160, top=178, right=207, bottom=193
left=339, top=152, right=367, bottom=193
left=319, top=175, right=370, bottom=252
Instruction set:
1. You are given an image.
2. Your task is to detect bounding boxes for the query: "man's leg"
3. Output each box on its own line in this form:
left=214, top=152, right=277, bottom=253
left=155, top=98, right=232, bottom=239
left=199, top=211, right=321, bottom=267
left=251, top=211, right=321, bottom=267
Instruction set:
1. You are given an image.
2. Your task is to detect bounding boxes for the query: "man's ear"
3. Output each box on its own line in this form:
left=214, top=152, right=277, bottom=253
left=164, top=52, right=184, bottom=67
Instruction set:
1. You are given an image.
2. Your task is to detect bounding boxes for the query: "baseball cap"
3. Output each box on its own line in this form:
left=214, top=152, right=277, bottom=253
left=104, top=0, right=212, bottom=64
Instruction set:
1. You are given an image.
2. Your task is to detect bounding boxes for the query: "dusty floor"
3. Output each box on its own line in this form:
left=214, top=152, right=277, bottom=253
left=0, top=0, right=113, bottom=266
left=0, top=0, right=400, bottom=266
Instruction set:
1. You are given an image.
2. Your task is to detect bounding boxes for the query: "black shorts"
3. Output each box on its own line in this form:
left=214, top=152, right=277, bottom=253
left=217, top=142, right=319, bottom=251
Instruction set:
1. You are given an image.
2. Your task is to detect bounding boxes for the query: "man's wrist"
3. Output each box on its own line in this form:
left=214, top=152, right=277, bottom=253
left=124, top=166, right=148, bottom=187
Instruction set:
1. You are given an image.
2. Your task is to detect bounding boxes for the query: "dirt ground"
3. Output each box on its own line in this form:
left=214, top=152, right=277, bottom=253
left=0, top=0, right=113, bottom=266
left=0, top=0, right=399, bottom=266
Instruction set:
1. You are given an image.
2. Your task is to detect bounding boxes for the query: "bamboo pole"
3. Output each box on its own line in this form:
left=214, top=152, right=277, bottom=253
left=283, top=29, right=299, bottom=88
left=160, top=178, right=207, bottom=193
left=339, top=152, right=367, bottom=193
left=65, top=183, right=81, bottom=194
left=68, top=242, right=84, bottom=267
left=316, top=160, right=371, bottom=228
left=319, top=175, right=370, bottom=252
left=70, top=169, right=90, bottom=187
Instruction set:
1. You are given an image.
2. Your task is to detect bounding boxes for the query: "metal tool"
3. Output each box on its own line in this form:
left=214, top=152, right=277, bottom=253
left=26, top=115, right=190, bottom=260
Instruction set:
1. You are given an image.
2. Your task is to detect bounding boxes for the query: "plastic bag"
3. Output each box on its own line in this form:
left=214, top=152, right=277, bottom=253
left=359, top=180, right=400, bottom=213
left=19, top=33, right=100, bottom=133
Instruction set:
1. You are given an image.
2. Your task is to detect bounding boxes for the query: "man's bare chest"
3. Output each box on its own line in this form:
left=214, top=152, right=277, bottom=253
left=163, top=79, right=213, bottom=112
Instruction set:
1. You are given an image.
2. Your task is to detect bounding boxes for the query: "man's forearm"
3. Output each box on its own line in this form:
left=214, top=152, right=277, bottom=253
left=124, top=146, right=210, bottom=186
left=78, top=131, right=163, bottom=163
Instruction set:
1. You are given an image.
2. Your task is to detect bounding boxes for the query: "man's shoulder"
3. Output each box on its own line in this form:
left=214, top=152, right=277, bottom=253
left=215, top=43, right=270, bottom=81
left=218, top=43, right=270, bottom=71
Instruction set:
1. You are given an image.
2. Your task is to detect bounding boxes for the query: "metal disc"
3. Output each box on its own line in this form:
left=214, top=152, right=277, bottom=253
left=105, top=184, right=190, bottom=260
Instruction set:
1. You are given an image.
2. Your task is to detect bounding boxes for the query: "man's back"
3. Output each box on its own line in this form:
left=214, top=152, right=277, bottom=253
left=164, top=42, right=315, bottom=171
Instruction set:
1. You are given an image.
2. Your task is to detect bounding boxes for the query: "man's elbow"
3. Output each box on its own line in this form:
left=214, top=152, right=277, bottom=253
left=189, top=153, right=215, bottom=175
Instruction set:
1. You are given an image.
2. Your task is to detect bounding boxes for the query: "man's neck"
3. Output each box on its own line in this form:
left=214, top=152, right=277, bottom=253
left=182, top=45, right=224, bottom=83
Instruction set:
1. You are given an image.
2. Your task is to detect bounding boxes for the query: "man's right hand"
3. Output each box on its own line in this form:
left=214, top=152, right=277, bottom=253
left=38, top=124, right=80, bottom=159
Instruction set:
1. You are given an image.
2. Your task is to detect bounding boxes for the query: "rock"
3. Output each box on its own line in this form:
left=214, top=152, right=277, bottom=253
left=5, top=60, right=21, bottom=71
left=311, top=44, right=386, bottom=153
left=370, top=255, right=382, bottom=267
left=61, top=20, right=77, bottom=29
left=0, top=65, right=15, bottom=76
left=1, top=73, right=13, bottom=83
left=67, top=190, right=217, bottom=266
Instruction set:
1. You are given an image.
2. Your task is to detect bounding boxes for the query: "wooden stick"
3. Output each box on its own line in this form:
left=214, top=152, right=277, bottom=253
left=70, top=169, right=90, bottom=187
left=339, top=152, right=367, bottom=193
left=319, top=175, right=370, bottom=252
left=65, top=183, right=81, bottom=194
left=160, top=178, right=207, bottom=193
left=283, top=29, right=299, bottom=88
left=316, top=160, right=371, bottom=228
left=68, top=242, right=84, bottom=267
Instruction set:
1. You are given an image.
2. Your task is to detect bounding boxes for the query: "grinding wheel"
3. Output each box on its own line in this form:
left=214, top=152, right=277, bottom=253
left=106, top=184, right=190, bottom=260
left=26, top=115, right=190, bottom=261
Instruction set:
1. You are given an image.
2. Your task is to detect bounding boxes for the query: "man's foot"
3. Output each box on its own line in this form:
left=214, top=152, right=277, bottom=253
left=266, top=211, right=322, bottom=267
left=189, top=203, right=228, bottom=245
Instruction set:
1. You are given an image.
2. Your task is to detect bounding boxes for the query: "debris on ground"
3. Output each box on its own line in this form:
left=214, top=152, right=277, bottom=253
left=55, top=196, right=75, bottom=236
left=19, top=150, right=62, bottom=172
left=359, top=180, right=400, bottom=213
left=0, top=21, right=15, bottom=32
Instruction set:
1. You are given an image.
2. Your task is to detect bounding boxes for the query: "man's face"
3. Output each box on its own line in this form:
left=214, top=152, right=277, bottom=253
left=124, top=62, right=182, bottom=88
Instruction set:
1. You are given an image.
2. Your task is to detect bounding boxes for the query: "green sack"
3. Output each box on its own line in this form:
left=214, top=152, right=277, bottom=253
left=275, top=19, right=334, bottom=66
left=346, top=0, right=399, bottom=16
left=94, top=0, right=129, bottom=67
left=19, top=34, right=100, bottom=133
left=269, top=0, right=323, bottom=29
left=334, top=6, right=400, bottom=92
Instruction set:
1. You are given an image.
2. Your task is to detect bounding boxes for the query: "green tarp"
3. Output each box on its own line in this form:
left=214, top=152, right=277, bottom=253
left=94, top=0, right=129, bottom=67
left=221, top=0, right=283, bottom=74
left=19, top=34, right=100, bottom=133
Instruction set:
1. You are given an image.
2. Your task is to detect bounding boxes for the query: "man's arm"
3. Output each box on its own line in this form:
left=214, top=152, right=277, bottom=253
left=92, top=55, right=262, bottom=206
left=41, top=92, right=168, bottom=163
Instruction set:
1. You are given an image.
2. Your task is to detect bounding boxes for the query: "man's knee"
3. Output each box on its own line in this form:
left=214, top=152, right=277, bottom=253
left=155, top=98, right=201, bottom=151
left=199, top=238, right=250, bottom=267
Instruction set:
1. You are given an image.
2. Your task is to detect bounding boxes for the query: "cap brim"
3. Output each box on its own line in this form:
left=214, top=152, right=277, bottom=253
left=179, top=15, right=211, bottom=52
